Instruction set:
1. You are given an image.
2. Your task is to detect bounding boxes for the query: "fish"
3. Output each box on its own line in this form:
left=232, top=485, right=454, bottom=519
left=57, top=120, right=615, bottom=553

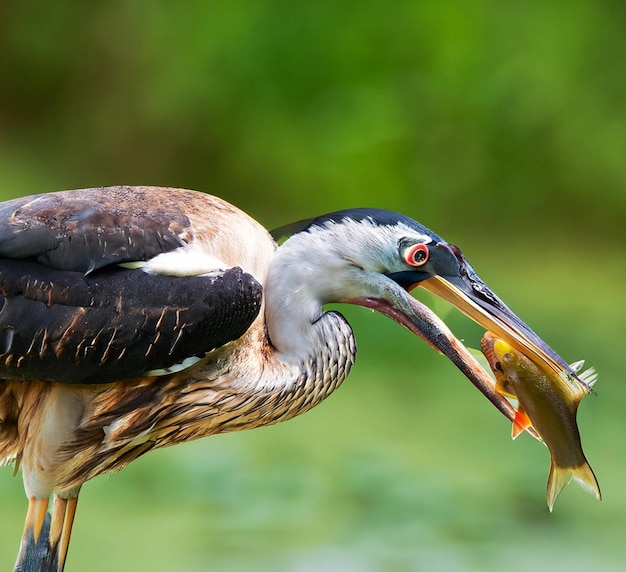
left=480, top=331, right=601, bottom=511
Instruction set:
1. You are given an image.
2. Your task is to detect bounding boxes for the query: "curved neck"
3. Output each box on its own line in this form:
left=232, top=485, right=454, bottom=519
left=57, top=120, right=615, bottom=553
left=220, top=227, right=360, bottom=417
left=264, top=230, right=346, bottom=359
left=260, top=310, right=357, bottom=420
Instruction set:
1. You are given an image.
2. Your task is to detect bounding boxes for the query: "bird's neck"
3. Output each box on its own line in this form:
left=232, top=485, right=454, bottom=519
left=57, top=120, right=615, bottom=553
left=264, top=230, right=347, bottom=360
left=254, top=309, right=356, bottom=415
left=216, top=228, right=360, bottom=413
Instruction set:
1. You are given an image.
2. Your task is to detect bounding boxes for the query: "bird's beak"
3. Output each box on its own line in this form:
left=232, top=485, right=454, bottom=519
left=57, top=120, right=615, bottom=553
left=348, top=243, right=582, bottom=431
left=348, top=284, right=528, bottom=428
left=417, top=244, right=585, bottom=392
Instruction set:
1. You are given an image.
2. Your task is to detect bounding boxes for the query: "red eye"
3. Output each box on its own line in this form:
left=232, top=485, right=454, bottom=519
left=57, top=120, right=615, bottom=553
left=403, top=243, right=429, bottom=267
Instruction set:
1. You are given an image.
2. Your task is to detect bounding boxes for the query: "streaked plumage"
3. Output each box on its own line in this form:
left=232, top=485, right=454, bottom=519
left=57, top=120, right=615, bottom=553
left=0, top=186, right=584, bottom=571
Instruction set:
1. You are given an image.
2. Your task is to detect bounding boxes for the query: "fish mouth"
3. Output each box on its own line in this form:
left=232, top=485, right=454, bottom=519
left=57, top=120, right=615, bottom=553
left=480, top=331, right=512, bottom=373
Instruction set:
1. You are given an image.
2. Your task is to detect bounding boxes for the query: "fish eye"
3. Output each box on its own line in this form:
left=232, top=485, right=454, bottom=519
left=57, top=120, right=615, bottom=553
left=501, top=352, right=516, bottom=367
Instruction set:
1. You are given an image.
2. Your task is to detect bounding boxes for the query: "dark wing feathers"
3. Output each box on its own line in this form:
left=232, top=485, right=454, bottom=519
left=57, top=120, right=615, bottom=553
left=0, top=188, right=189, bottom=273
left=0, top=188, right=264, bottom=383
left=0, top=261, right=262, bottom=383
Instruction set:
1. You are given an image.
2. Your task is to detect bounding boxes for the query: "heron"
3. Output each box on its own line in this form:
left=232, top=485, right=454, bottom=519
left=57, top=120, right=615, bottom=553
left=0, top=186, right=576, bottom=571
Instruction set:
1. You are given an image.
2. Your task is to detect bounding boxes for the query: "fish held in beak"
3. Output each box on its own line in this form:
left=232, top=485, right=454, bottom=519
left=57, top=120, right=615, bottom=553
left=480, top=331, right=601, bottom=511
left=418, top=243, right=593, bottom=398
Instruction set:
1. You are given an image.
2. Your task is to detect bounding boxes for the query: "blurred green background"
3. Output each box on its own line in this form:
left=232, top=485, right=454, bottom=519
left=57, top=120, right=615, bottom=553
left=0, top=1, right=624, bottom=570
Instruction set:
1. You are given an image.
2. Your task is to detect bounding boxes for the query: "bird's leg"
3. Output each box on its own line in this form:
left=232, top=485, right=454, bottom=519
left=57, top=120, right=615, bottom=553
left=13, top=492, right=80, bottom=572
left=27, top=496, right=50, bottom=542
left=46, top=490, right=81, bottom=572
left=14, top=496, right=51, bottom=571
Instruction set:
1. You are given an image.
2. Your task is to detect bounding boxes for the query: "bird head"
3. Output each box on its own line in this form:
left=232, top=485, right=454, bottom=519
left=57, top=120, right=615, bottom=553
left=271, top=208, right=583, bottom=425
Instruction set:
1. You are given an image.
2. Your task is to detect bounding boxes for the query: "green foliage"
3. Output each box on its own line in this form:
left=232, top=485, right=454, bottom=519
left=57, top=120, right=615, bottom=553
left=0, top=1, right=624, bottom=570
left=1, top=1, right=625, bottom=233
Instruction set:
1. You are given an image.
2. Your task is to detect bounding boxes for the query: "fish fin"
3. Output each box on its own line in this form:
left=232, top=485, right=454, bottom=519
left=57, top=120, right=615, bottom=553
left=511, top=408, right=532, bottom=440
left=571, top=461, right=602, bottom=501
left=569, top=360, right=599, bottom=388
left=495, top=378, right=517, bottom=399
left=578, top=367, right=598, bottom=388
left=547, top=460, right=602, bottom=512
left=547, top=462, right=573, bottom=512
left=565, top=359, right=598, bottom=398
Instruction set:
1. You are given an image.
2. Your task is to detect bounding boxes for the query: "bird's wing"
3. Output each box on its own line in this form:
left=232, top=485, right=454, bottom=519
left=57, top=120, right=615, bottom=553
left=0, top=188, right=265, bottom=383
left=0, top=187, right=192, bottom=273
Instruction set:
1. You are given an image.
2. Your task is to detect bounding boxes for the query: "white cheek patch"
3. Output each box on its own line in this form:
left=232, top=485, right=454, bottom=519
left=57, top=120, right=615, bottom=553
left=119, top=246, right=228, bottom=277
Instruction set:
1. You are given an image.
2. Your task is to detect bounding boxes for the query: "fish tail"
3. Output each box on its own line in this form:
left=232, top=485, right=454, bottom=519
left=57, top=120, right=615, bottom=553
left=547, top=460, right=602, bottom=511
